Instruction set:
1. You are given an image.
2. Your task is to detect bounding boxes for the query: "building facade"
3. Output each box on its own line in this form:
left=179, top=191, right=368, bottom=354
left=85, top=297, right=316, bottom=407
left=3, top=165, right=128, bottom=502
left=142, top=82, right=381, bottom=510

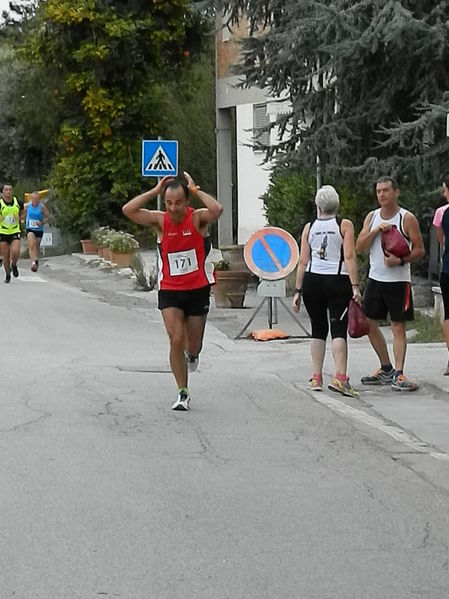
left=216, top=14, right=287, bottom=246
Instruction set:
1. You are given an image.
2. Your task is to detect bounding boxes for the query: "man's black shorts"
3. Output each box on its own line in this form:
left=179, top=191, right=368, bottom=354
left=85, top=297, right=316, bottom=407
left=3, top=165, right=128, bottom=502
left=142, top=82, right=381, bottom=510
left=158, top=285, right=211, bottom=316
left=26, top=229, right=44, bottom=239
left=0, top=233, right=20, bottom=244
left=362, top=278, right=414, bottom=322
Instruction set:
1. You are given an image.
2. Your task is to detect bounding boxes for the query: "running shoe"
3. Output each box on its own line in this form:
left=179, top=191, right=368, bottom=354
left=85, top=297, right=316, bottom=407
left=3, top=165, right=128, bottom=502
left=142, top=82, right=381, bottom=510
left=444, top=360, right=449, bottom=376
left=35, top=260, right=39, bottom=271
left=171, top=389, right=191, bottom=411
left=328, top=377, right=360, bottom=398
left=361, top=367, right=394, bottom=385
left=391, top=374, right=418, bottom=392
left=5, top=273, right=10, bottom=284
left=307, top=377, right=323, bottom=391
left=31, top=261, right=37, bottom=272
left=185, top=352, right=199, bottom=373
left=11, top=263, right=19, bottom=278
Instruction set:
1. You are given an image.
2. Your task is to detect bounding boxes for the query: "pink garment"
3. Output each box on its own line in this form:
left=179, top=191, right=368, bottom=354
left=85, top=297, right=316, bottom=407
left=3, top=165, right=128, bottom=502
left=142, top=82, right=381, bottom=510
left=433, top=204, right=449, bottom=227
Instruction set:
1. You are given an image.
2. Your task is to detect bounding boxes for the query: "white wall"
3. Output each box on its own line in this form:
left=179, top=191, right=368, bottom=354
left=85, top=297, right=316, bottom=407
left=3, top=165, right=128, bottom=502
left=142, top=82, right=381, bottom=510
left=236, top=104, right=272, bottom=244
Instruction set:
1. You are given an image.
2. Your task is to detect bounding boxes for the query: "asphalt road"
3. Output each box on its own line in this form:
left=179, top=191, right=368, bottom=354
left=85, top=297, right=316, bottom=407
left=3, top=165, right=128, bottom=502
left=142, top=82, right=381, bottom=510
left=1, top=256, right=448, bottom=599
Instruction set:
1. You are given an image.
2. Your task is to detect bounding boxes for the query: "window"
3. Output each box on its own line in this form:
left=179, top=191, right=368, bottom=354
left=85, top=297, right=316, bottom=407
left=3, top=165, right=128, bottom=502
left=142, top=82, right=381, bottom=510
left=253, top=103, right=270, bottom=149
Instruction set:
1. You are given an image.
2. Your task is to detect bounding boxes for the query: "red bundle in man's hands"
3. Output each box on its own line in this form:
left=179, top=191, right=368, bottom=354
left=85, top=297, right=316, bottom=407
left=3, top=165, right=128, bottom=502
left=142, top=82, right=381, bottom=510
left=381, top=225, right=411, bottom=258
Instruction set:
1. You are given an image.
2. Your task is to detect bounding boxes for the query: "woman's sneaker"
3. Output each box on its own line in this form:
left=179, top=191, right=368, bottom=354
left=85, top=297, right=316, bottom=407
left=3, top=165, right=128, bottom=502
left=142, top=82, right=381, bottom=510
left=307, top=377, right=322, bottom=391
left=391, top=374, right=418, bottom=392
left=328, top=377, right=360, bottom=398
left=361, top=367, right=394, bottom=385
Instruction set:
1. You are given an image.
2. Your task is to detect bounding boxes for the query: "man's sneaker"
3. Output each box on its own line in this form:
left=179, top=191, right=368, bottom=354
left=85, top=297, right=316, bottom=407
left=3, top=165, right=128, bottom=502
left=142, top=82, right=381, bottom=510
left=171, top=389, right=191, bottom=411
left=31, top=261, right=37, bottom=272
left=361, top=367, right=394, bottom=385
left=307, top=377, right=322, bottom=391
left=391, top=374, right=418, bottom=392
left=4, top=273, right=10, bottom=284
left=11, top=263, right=18, bottom=278
left=185, top=352, right=199, bottom=373
left=35, top=260, right=39, bottom=271
left=328, top=377, right=360, bottom=398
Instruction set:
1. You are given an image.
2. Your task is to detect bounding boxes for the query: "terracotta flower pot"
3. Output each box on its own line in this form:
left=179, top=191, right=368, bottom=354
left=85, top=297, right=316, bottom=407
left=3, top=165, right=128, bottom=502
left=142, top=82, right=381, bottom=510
left=80, top=239, right=97, bottom=255
left=212, top=271, right=250, bottom=308
left=103, top=247, right=113, bottom=262
left=110, top=251, right=134, bottom=268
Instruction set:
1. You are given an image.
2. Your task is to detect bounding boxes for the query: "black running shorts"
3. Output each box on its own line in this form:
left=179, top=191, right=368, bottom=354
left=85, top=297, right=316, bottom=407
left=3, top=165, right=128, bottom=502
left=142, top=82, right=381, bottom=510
left=26, top=229, right=44, bottom=239
left=158, top=285, right=211, bottom=316
left=0, top=233, right=20, bottom=244
left=362, top=278, right=414, bottom=322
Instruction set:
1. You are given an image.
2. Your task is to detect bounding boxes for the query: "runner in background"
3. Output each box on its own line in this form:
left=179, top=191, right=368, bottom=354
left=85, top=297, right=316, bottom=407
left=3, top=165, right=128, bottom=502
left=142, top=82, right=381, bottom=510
left=0, top=183, right=24, bottom=283
left=23, top=191, right=50, bottom=272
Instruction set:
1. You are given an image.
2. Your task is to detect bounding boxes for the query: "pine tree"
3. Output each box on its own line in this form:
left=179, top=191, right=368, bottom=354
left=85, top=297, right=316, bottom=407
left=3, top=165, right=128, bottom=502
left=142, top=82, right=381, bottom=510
left=211, top=0, right=449, bottom=188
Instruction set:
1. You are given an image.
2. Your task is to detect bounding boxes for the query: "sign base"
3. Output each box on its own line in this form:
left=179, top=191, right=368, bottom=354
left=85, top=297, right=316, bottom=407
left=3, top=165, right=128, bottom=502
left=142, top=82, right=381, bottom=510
left=235, top=296, right=310, bottom=340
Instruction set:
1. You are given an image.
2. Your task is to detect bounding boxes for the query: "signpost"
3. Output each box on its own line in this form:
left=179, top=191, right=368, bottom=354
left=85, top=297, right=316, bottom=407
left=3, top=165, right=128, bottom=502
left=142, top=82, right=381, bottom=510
left=141, top=139, right=178, bottom=177
left=142, top=139, right=178, bottom=210
left=236, top=226, right=310, bottom=339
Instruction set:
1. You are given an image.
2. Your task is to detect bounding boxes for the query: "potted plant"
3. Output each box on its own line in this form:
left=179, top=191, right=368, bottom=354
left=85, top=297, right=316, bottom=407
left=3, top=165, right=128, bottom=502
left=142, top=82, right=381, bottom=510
left=92, top=226, right=113, bottom=259
left=80, top=235, right=97, bottom=255
left=107, top=231, right=139, bottom=267
left=212, top=259, right=250, bottom=308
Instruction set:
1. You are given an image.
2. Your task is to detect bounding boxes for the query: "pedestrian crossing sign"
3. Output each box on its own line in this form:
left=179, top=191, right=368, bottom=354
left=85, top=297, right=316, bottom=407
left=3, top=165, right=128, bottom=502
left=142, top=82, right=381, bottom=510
left=142, top=139, right=178, bottom=177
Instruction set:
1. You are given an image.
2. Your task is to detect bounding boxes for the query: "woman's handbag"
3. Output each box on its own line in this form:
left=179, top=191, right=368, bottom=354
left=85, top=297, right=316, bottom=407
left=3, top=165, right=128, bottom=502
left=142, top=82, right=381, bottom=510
left=348, top=298, right=369, bottom=338
left=381, top=225, right=411, bottom=258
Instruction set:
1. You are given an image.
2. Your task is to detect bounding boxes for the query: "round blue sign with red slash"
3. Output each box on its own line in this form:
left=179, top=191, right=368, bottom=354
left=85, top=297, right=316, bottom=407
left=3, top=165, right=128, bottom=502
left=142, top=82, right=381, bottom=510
left=244, top=226, right=299, bottom=280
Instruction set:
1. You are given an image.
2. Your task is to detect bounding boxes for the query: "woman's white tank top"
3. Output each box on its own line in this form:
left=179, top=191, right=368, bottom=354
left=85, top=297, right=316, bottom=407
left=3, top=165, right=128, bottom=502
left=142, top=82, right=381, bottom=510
left=307, top=217, right=348, bottom=275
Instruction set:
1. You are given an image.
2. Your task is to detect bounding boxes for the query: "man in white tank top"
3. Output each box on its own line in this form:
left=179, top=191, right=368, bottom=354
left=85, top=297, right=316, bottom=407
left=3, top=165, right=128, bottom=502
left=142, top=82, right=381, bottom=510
left=356, top=177, right=424, bottom=391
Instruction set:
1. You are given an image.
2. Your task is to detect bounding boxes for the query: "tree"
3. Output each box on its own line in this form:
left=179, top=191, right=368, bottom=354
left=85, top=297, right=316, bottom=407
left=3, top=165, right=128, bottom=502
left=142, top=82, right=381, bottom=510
left=209, top=1, right=449, bottom=190
left=10, top=0, right=210, bottom=236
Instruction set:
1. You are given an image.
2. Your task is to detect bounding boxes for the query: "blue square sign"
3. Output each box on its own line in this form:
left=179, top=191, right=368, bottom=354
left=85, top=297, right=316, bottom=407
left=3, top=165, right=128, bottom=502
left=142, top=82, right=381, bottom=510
left=142, top=139, right=178, bottom=177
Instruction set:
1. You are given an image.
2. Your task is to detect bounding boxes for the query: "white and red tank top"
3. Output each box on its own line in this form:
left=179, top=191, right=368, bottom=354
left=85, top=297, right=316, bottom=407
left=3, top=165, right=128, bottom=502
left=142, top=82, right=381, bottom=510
left=368, top=207, right=411, bottom=283
left=157, top=207, right=215, bottom=290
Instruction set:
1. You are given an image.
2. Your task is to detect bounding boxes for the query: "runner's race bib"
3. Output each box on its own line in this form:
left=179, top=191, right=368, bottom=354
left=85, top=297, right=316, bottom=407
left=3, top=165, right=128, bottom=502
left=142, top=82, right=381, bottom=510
left=28, top=219, right=40, bottom=228
left=168, top=249, right=199, bottom=276
left=4, top=215, right=16, bottom=226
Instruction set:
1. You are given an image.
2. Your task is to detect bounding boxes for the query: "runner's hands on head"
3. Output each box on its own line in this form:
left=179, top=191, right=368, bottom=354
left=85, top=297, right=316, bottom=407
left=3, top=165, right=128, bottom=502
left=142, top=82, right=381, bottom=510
left=184, top=171, right=200, bottom=196
left=156, top=175, right=175, bottom=194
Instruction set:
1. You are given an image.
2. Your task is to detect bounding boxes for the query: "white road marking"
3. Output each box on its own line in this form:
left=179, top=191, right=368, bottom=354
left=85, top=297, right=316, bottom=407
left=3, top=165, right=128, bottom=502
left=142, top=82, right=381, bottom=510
left=315, top=392, right=449, bottom=462
left=14, top=275, right=47, bottom=283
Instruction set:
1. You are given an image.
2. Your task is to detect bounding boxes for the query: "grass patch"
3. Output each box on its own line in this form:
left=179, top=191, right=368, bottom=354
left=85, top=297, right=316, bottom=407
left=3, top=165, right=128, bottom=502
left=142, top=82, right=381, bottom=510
left=407, top=311, right=444, bottom=343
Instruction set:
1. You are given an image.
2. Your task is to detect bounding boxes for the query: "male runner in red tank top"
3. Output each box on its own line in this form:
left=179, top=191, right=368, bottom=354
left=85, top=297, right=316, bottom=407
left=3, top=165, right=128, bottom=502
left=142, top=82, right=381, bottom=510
left=123, top=172, right=223, bottom=411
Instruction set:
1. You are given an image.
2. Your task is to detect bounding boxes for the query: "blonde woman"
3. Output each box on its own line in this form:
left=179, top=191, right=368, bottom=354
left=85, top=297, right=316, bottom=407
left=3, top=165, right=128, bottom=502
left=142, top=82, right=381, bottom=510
left=292, top=185, right=361, bottom=397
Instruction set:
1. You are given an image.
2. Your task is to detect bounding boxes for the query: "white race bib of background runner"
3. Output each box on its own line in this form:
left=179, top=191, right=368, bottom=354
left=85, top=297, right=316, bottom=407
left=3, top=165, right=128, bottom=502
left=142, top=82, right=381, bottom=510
left=168, top=249, right=199, bottom=276
left=28, top=219, right=39, bottom=228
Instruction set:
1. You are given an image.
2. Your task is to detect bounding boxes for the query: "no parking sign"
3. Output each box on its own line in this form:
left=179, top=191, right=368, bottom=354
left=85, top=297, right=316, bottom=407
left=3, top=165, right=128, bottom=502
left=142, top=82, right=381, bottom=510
left=243, top=227, right=299, bottom=280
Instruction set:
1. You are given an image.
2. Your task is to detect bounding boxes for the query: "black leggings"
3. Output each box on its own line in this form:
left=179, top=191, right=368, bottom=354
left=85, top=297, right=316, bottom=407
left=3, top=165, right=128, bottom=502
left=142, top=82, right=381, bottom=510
left=302, top=272, right=352, bottom=340
left=440, top=271, right=449, bottom=321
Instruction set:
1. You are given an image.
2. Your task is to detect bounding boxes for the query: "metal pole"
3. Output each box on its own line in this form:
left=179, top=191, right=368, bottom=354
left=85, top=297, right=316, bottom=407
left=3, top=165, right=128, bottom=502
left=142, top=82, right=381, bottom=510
left=157, top=135, right=162, bottom=211
left=316, top=154, right=322, bottom=190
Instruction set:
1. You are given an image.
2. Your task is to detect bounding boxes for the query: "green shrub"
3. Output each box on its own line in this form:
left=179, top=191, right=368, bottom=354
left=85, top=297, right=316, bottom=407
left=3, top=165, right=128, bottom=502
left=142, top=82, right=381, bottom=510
left=262, top=171, right=317, bottom=241
left=106, top=231, right=139, bottom=253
